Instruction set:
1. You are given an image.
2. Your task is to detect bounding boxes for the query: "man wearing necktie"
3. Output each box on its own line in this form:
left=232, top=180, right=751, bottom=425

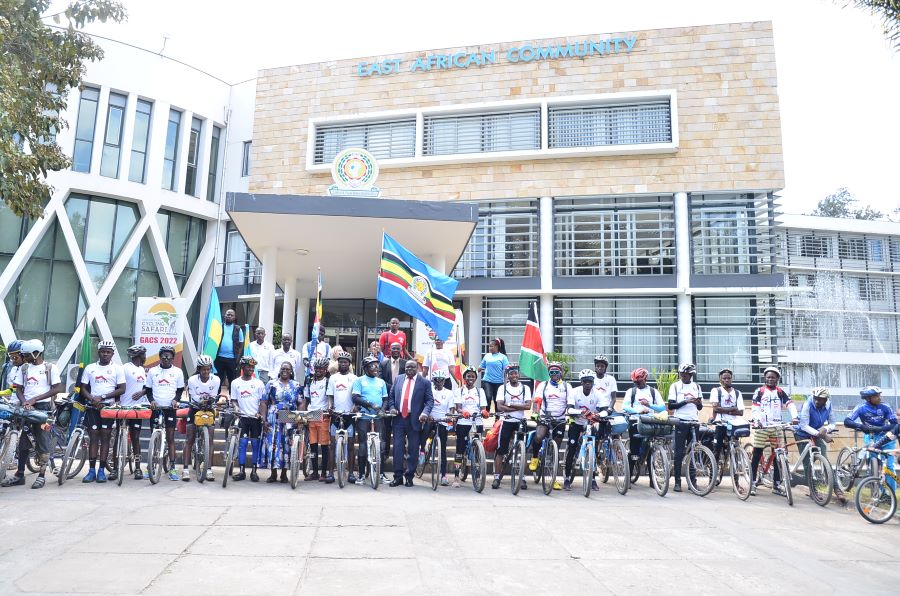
left=387, top=361, right=434, bottom=486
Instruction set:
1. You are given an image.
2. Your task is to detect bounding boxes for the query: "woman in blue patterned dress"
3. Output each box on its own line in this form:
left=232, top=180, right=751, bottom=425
left=262, top=362, right=301, bottom=483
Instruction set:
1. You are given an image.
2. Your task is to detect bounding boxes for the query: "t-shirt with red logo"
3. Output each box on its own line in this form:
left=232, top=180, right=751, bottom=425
left=534, top=381, right=575, bottom=419
left=305, top=377, right=329, bottom=411
left=145, top=365, right=185, bottom=408
left=668, top=381, right=704, bottom=421
left=230, top=376, right=265, bottom=416
left=83, top=362, right=125, bottom=404
left=379, top=330, right=407, bottom=355
left=327, top=372, right=357, bottom=412
left=454, top=385, right=487, bottom=426
left=122, top=363, right=148, bottom=406
left=13, top=362, right=61, bottom=402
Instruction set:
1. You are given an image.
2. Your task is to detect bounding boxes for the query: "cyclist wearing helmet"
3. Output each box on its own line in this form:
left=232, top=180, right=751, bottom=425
left=454, top=367, right=488, bottom=488
left=563, top=369, right=603, bottom=491
left=593, top=355, right=619, bottom=412
left=750, top=366, right=797, bottom=496
left=621, top=367, right=666, bottom=466
left=352, top=356, right=388, bottom=484
left=4, top=340, right=63, bottom=489
left=327, top=351, right=358, bottom=482
left=262, top=361, right=301, bottom=483
left=423, top=369, right=456, bottom=487
left=230, top=356, right=265, bottom=481
left=795, top=387, right=845, bottom=503
left=709, top=368, right=744, bottom=470
left=668, top=363, right=703, bottom=492
left=80, top=340, right=126, bottom=483
left=180, top=355, right=220, bottom=481
left=0, top=339, right=24, bottom=392
left=122, top=345, right=149, bottom=480
left=304, top=356, right=333, bottom=483
left=493, top=364, right=532, bottom=490
left=144, top=345, right=186, bottom=482
left=529, top=362, right=577, bottom=491
left=845, top=386, right=898, bottom=489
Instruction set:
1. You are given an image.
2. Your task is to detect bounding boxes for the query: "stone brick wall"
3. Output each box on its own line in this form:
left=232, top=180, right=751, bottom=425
left=250, top=21, right=783, bottom=200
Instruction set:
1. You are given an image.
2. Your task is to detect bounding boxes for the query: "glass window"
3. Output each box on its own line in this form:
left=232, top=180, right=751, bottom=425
left=99, top=92, right=127, bottom=178
left=223, top=227, right=261, bottom=286
left=690, top=194, right=775, bottom=275
left=241, top=141, right=251, bottom=176
left=206, top=125, right=222, bottom=202
left=454, top=200, right=539, bottom=279
left=423, top=109, right=540, bottom=156
left=481, top=297, right=537, bottom=366
left=102, top=234, right=163, bottom=347
left=799, top=235, right=831, bottom=258
left=128, top=99, right=152, bottom=183
left=162, top=109, right=181, bottom=190
left=313, top=120, right=415, bottom=165
left=157, top=209, right=206, bottom=290
left=65, top=194, right=139, bottom=290
left=184, top=116, right=202, bottom=196
left=72, top=86, right=100, bottom=173
left=548, top=100, right=672, bottom=148
left=83, top=200, right=116, bottom=263
left=693, top=297, right=775, bottom=383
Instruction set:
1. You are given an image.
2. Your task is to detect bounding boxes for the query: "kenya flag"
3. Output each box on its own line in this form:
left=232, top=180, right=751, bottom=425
left=519, top=302, right=549, bottom=382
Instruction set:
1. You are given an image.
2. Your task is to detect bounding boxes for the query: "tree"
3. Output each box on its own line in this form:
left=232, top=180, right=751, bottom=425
left=0, top=0, right=126, bottom=219
left=810, top=187, right=884, bottom=220
left=844, top=1, right=900, bottom=47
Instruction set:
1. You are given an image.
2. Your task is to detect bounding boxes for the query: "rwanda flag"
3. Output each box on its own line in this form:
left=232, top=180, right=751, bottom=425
left=377, top=233, right=458, bottom=341
left=200, top=287, right=223, bottom=369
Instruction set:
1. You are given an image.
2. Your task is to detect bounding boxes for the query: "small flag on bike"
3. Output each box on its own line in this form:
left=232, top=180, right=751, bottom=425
left=519, top=302, right=549, bottom=382
left=200, top=287, right=223, bottom=372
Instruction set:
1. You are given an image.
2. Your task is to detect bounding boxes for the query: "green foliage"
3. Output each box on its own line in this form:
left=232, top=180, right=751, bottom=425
left=545, top=351, right=575, bottom=378
left=810, top=187, right=884, bottom=220
left=843, top=1, right=900, bottom=47
left=652, top=368, right=678, bottom=397
left=0, top=0, right=127, bottom=218
left=790, top=393, right=807, bottom=403
left=272, top=323, right=282, bottom=346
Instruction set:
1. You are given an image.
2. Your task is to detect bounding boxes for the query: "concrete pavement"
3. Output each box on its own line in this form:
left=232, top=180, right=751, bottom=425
left=0, top=468, right=897, bottom=595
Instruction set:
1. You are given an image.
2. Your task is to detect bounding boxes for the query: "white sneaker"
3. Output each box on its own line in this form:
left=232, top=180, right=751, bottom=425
left=380, top=473, right=389, bottom=484
left=205, top=469, right=215, bottom=481
left=355, top=475, right=367, bottom=486
left=181, top=469, right=190, bottom=482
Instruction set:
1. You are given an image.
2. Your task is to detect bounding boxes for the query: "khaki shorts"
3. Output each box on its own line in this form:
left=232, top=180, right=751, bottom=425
left=308, top=419, right=331, bottom=445
left=751, top=427, right=780, bottom=449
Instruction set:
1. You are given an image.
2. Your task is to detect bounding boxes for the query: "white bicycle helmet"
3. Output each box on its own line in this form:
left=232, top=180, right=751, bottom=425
left=578, top=369, right=596, bottom=381
left=97, top=339, right=116, bottom=351
left=196, top=355, right=214, bottom=368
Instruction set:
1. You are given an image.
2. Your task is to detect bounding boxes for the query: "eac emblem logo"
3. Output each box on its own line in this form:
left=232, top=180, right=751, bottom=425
left=328, top=148, right=382, bottom=198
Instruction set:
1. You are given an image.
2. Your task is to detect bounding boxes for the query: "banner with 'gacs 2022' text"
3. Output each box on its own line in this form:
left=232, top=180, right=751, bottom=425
left=134, top=297, right=186, bottom=368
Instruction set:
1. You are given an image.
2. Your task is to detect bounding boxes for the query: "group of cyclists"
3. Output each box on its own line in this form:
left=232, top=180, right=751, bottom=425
left=1, top=335, right=898, bottom=511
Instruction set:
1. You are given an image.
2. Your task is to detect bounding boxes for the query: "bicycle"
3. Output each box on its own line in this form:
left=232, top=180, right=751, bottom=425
left=630, top=415, right=676, bottom=497
left=671, top=420, right=718, bottom=497
left=454, top=412, right=487, bottom=493
left=854, top=447, right=899, bottom=524
left=222, top=408, right=264, bottom=488
left=23, top=398, right=79, bottom=477
left=352, top=411, right=390, bottom=490
left=331, top=411, right=355, bottom=489
left=186, top=402, right=216, bottom=484
left=493, top=417, right=531, bottom=496
left=755, top=423, right=795, bottom=506
left=594, top=412, right=630, bottom=496
left=288, top=410, right=317, bottom=489
left=573, top=418, right=598, bottom=498
left=415, top=416, right=446, bottom=491
left=712, top=420, right=753, bottom=501
left=57, top=402, right=94, bottom=485
left=531, top=416, right=567, bottom=496
left=148, top=405, right=189, bottom=485
left=835, top=429, right=882, bottom=493
left=785, top=428, right=838, bottom=507
left=101, top=404, right=151, bottom=486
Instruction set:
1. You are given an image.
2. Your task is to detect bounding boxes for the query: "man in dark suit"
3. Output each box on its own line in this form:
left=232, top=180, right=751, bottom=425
left=379, top=342, right=407, bottom=479
left=387, top=361, right=433, bottom=486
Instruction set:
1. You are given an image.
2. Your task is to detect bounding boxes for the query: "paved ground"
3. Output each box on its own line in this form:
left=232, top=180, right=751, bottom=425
left=0, top=468, right=897, bottom=595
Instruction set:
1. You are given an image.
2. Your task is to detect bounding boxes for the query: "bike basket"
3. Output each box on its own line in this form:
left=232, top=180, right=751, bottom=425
left=194, top=411, right=215, bottom=426
left=303, top=410, right=324, bottom=423
left=728, top=422, right=750, bottom=438
left=637, top=415, right=674, bottom=438
left=609, top=415, right=629, bottom=435
left=276, top=409, right=294, bottom=424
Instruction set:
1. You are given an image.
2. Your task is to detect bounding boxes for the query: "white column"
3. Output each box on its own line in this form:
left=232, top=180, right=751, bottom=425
left=295, top=297, right=310, bottom=347
left=540, top=294, right=554, bottom=353
left=467, top=295, right=482, bottom=368
left=281, top=279, right=296, bottom=340
left=674, top=191, right=692, bottom=364
left=259, top=246, right=277, bottom=339
left=539, top=196, right=553, bottom=290
left=429, top=253, right=447, bottom=276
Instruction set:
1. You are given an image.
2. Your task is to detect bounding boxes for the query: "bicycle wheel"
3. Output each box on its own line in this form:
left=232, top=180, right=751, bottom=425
left=196, top=427, right=209, bottom=484
left=116, top=426, right=127, bottom=486
left=808, top=452, right=833, bottom=507
left=416, top=436, right=428, bottom=479
left=148, top=431, right=163, bottom=485
left=510, top=440, right=525, bottom=496
left=68, top=436, right=88, bottom=479
left=222, top=434, right=237, bottom=488
left=0, top=430, right=20, bottom=483
left=430, top=435, right=441, bottom=491
left=630, top=448, right=642, bottom=486
left=759, top=447, right=775, bottom=488
left=650, top=444, right=669, bottom=497
left=302, top=429, right=313, bottom=478
left=459, top=442, right=469, bottom=482
left=714, top=451, right=726, bottom=487
left=58, top=428, right=83, bottom=485
left=834, top=447, right=856, bottom=492
left=730, top=445, right=752, bottom=501
left=290, top=433, right=301, bottom=489
left=685, top=444, right=717, bottom=497
left=471, top=438, right=486, bottom=493
left=611, top=438, right=629, bottom=495
left=335, top=434, right=347, bottom=489
left=368, top=434, right=380, bottom=490
left=26, top=442, right=40, bottom=473
left=541, top=440, right=558, bottom=496
left=598, top=441, right=611, bottom=484
left=855, top=476, right=897, bottom=524
left=582, top=443, right=595, bottom=498
left=777, top=452, right=792, bottom=506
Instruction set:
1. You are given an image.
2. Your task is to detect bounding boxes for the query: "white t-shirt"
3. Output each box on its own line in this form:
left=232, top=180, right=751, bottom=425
left=572, top=387, right=599, bottom=426
left=230, top=376, right=265, bottom=416
left=455, top=386, right=487, bottom=426
left=145, top=365, right=185, bottom=407
left=534, top=381, right=575, bottom=418
left=593, top=374, right=618, bottom=410
left=327, top=372, right=357, bottom=412
left=496, top=382, right=532, bottom=421
left=301, top=341, right=331, bottom=374
left=83, top=362, right=125, bottom=404
left=305, top=377, right=329, bottom=411
left=187, top=374, right=221, bottom=406
left=272, top=349, right=303, bottom=377
left=668, top=381, right=703, bottom=421
left=423, top=347, right=454, bottom=379
left=709, top=386, right=744, bottom=423
left=122, top=363, right=148, bottom=406
left=14, top=361, right=61, bottom=402
left=622, top=386, right=665, bottom=415
left=431, top=387, right=455, bottom=425
left=248, top=341, right=275, bottom=372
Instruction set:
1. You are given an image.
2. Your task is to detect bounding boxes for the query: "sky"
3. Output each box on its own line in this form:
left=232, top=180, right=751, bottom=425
left=59, top=0, right=900, bottom=216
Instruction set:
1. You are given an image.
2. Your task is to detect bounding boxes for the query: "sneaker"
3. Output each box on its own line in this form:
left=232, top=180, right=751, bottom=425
left=591, top=480, right=600, bottom=491
left=348, top=473, right=357, bottom=484
left=772, top=482, right=786, bottom=497
left=167, top=469, right=179, bottom=482
left=380, top=473, right=390, bottom=484
left=750, top=482, right=758, bottom=496
left=108, top=469, right=118, bottom=482
left=552, top=481, right=562, bottom=490
left=673, top=482, right=682, bottom=492
left=2, top=474, right=25, bottom=487
left=520, top=480, right=528, bottom=490
left=325, top=474, right=335, bottom=484
left=418, top=451, right=426, bottom=467
left=528, top=457, right=539, bottom=471
left=491, top=478, right=501, bottom=489
left=250, top=470, right=259, bottom=482
left=31, top=475, right=46, bottom=489
left=355, top=475, right=367, bottom=486
left=563, top=479, right=572, bottom=491
left=181, top=469, right=190, bottom=482
left=206, top=469, right=215, bottom=481
left=233, top=471, right=246, bottom=481
left=96, top=468, right=107, bottom=483
left=318, top=474, right=327, bottom=483
left=452, top=478, right=461, bottom=488
left=305, top=472, right=320, bottom=482
left=81, top=468, right=95, bottom=483
left=133, top=468, right=143, bottom=481
left=440, top=476, right=449, bottom=487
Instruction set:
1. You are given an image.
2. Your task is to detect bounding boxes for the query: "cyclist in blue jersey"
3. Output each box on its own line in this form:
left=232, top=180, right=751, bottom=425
left=351, top=356, right=388, bottom=485
left=846, top=386, right=898, bottom=489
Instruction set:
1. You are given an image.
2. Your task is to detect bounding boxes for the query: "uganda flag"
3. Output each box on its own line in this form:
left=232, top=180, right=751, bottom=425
left=519, top=302, right=549, bottom=382
left=377, top=233, right=458, bottom=341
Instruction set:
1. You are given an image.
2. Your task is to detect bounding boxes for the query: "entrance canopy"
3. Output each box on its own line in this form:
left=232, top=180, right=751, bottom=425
left=225, top=193, right=478, bottom=298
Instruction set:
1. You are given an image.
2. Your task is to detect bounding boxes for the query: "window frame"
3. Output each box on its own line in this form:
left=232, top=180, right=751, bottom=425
left=128, top=98, right=153, bottom=184
left=72, top=86, right=100, bottom=173
left=99, top=91, right=128, bottom=179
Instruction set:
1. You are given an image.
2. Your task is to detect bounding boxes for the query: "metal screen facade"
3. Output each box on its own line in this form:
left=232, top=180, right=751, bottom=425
left=690, top=193, right=776, bottom=275
left=423, top=109, right=541, bottom=156
left=693, top=296, right=777, bottom=384
left=313, top=119, right=416, bottom=165
left=547, top=100, right=672, bottom=148
left=481, top=297, right=537, bottom=365
left=454, top=200, right=539, bottom=279
left=554, top=196, right=675, bottom=276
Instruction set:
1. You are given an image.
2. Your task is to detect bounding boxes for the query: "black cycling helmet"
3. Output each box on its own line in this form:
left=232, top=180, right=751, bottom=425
left=362, top=355, right=380, bottom=368
left=239, top=356, right=257, bottom=367
left=158, top=345, right=176, bottom=357
left=126, top=344, right=147, bottom=357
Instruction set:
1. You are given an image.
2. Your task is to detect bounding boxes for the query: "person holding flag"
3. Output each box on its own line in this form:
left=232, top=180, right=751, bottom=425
left=214, top=309, right=243, bottom=390
left=302, top=270, right=330, bottom=379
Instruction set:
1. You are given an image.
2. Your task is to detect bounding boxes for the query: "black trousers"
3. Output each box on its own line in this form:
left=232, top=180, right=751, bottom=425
left=392, top=415, right=420, bottom=480
left=214, top=356, right=238, bottom=387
